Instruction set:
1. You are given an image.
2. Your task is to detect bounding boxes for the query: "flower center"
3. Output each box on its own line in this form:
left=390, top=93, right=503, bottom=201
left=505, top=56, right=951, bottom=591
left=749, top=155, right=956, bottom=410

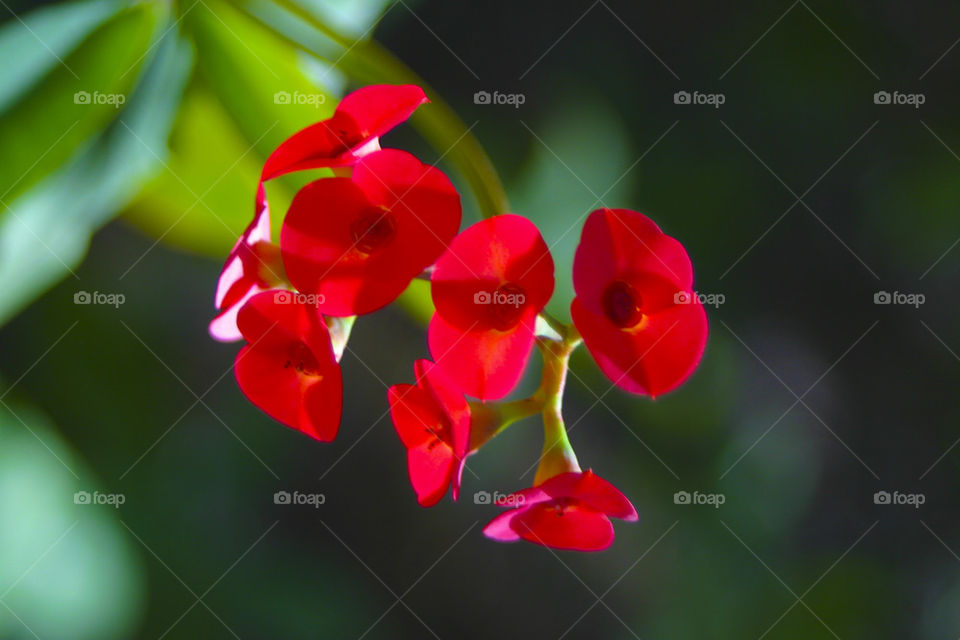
left=424, top=421, right=449, bottom=449
left=488, top=282, right=527, bottom=331
left=350, top=209, right=397, bottom=255
left=602, top=280, right=643, bottom=328
left=284, top=341, right=322, bottom=377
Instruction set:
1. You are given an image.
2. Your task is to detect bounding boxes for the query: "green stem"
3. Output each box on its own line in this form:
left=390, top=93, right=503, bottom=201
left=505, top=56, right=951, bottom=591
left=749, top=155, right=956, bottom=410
left=533, top=334, right=581, bottom=485
left=262, top=0, right=511, bottom=219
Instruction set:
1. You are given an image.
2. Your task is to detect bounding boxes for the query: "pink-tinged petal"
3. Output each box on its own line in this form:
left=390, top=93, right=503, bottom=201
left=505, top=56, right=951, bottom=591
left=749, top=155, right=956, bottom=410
left=427, top=312, right=537, bottom=401
left=573, top=208, right=693, bottom=318
left=209, top=282, right=270, bottom=342
left=261, top=84, right=427, bottom=180
left=572, top=296, right=707, bottom=397
left=234, top=292, right=342, bottom=441
left=212, top=185, right=281, bottom=342
left=536, top=470, right=638, bottom=521
left=407, top=442, right=454, bottom=507
left=482, top=508, right=527, bottom=542
left=512, top=502, right=615, bottom=552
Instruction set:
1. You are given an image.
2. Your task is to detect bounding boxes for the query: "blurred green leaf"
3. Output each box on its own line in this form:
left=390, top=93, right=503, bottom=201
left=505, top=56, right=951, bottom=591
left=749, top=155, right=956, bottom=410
left=0, top=2, right=161, bottom=206
left=0, top=398, right=144, bottom=640
left=287, top=0, right=395, bottom=39
left=0, top=0, right=118, bottom=113
left=122, top=84, right=284, bottom=256
left=510, top=99, right=632, bottom=321
left=0, top=32, right=192, bottom=327
left=186, top=0, right=336, bottom=160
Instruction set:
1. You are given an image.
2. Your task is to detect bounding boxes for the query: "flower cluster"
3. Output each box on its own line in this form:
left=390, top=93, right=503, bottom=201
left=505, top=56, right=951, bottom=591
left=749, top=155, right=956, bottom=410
left=212, top=85, right=708, bottom=552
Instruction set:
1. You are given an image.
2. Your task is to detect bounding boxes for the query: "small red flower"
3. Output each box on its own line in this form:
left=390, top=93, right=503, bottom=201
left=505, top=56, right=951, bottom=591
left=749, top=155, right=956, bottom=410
left=261, top=84, right=428, bottom=180
left=482, top=470, right=638, bottom=551
left=210, top=184, right=286, bottom=342
left=388, top=359, right=471, bottom=507
left=280, top=148, right=461, bottom=316
left=571, top=208, right=707, bottom=397
left=429, top=214, right=554, bottom=400
left=234, top=290, right=342, bottom=441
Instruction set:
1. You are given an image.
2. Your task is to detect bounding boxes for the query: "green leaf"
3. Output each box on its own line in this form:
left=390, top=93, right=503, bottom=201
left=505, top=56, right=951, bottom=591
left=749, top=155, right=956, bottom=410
left=0, top=31, right=193, bottom=326
left=186, top=0, right=336, bottom=160
left=0, top=398, right=144, bottom=640
left=0, top=2, right=161, bottom=206
left=0, top=0, right=119, bottom=113
left=122, top=84, right=286, bottom=257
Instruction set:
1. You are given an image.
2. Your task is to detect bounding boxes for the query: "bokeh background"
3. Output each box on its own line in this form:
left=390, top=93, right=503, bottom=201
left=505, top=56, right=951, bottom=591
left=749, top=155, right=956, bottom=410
left=1, top=0, right=959, bottom=638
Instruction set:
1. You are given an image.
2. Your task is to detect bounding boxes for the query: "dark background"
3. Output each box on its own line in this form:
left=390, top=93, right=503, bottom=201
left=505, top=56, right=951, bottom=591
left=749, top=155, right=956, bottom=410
left=1, top=1, right=959, bottom=638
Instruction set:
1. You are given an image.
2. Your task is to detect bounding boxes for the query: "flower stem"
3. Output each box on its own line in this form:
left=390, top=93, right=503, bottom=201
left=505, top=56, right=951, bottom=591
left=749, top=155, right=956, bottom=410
left=533, top=333, right=582, bottom=485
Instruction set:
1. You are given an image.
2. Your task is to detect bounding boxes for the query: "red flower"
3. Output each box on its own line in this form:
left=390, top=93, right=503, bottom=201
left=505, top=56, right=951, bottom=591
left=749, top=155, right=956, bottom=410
left=482, top=470, right=638, bottom=551
left=571, top=208, right=707, bottom=397
left=280, top=149, right=461, bottom=316
left=387, top=359, right=471, bottom=507
left=429, top=215, right=554, bottom=400
left=261, top=84, right=428, bottom=180
left=234, top=290, right=342, bottom=441
left=210, top=184, right=286, bottom=342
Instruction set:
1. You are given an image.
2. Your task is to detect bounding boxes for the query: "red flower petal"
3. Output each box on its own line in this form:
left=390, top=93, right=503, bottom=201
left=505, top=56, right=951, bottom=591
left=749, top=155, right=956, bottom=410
left=281, top=149, right=461, bottom=316
left=483, top=502, right=615, bottom=552
left=571, top=296, right=707, bottom=397
left=234, top=291, right=342, bottom=441
left=387, top=359, right=471, bottom=506
left=573, top=208, right=693, bottom=319
left=261, top=84, right=427, bottom=180
left=427, top=312, right=537, bottom=401
left=571, top=208, right=707, bottom=396
left=429, top=215, right=554, bottom=400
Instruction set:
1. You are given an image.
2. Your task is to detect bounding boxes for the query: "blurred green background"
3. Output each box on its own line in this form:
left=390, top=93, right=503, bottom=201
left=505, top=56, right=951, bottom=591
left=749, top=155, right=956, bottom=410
left=1, top=0, right=959, bottom=638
